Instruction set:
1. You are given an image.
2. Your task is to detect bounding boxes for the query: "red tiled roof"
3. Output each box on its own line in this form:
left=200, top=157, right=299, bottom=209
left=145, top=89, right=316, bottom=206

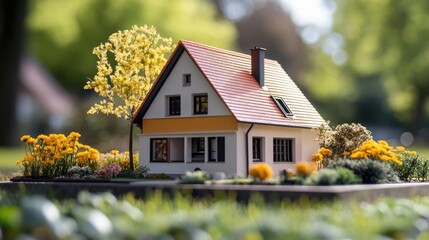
left=132, top=40, right=325, bottom=128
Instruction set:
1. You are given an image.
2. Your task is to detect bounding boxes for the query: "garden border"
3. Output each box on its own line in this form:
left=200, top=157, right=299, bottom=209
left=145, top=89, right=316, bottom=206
left=2, top=181, right=429, bottom=202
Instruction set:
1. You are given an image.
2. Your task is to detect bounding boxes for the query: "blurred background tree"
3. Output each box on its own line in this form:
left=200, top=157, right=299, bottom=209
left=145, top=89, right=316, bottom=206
left=302, top=0, right=429, bottom=144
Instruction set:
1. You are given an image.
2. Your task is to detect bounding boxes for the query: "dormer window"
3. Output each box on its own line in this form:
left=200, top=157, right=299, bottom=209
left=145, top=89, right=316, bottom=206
left=272, top=96, right=294, bottom=117
left=182, top=74, right=191, bottom=86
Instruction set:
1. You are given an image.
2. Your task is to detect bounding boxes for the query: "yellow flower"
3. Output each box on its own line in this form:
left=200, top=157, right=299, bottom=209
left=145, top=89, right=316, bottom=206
left=295, top=162, right=312, bottom=177
left=311, top=153, right=323, bottom=162
left=27, top=138, right=37, bottom=145
left=405, top=151, right=417, bottom=155
left=396, top=146, right=405, bottom=151
left=319, top=147, right=332, bottom=158
left=249, top=163, right=273, bottom=180
left=110, top=150, right=120, bottom=155
left=20, top=135, right=31, bottom=142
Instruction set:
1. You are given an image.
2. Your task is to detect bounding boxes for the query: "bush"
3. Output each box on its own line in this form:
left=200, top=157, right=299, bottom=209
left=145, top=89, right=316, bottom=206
left=308, top=169, right=339, bottom=185
left=329, top=159, right=399, bottom=184
left=416, top=157, right=429, bottom=181
left=65, top=166, right=94, bottom=178
left=117, top=165, right=150, bottom=178
left=307, top=167, right=361, bottom=186
left=336, top=167, right=362, bottom=184
left=391, top=153, right=420, bottom=181
left=316, top=123, right=372, bottom=159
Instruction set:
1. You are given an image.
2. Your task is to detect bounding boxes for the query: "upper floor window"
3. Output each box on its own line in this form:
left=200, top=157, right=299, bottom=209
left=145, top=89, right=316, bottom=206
left=168, top=96, right=181, bottom=116
left=183, top=74, right=191, bottom=86
left=273, top=138, right=293, bottom=162
left=272, top=96, right=294, bottom=117
left=194, top=94, right=208, bottom=115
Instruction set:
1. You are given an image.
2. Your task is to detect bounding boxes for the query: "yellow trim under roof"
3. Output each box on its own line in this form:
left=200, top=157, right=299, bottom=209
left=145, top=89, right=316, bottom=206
left=142, top=115, right=238, bottom=133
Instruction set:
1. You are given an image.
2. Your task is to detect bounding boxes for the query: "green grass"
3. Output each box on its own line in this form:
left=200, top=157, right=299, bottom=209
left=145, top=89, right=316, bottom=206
left=0, top=147, right=24, bottom=170
left=410, top=145, right=429, bottom=158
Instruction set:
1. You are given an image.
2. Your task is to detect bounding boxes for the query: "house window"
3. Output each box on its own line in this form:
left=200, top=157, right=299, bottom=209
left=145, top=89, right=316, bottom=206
left=252, top=137, right=263, bottom=162
left=208, top=137, right=225, bottom=162
left=150, top=138, right=168, bottom=162
left=168, top=96, right=181, bottom=116
left=273, top=138, right=293, bottom=162
left=272, top=96, right=294, bottom=117
left=191, top=137, right=205, bottom=162
left=194, top=94, right=208, bottom=115
left=182, top=74, right=191, bottom=86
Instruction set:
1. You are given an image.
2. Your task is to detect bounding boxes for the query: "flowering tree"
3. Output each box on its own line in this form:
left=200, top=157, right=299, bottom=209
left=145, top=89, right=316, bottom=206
left=84, top=25, right=173, bottom=170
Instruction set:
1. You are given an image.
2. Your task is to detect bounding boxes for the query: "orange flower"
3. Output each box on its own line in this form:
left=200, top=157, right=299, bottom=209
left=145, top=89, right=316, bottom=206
left=249, top=163, right=273, bottom=180
left=295, top=162, right=312, bottom=177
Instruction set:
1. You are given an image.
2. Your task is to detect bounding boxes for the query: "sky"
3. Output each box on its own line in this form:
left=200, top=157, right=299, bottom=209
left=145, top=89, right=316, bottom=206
left=280, top=0, right=335, bottom=31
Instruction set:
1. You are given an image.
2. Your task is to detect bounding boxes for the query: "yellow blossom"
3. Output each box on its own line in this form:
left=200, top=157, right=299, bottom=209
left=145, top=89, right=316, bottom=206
left=295, top=162, right=312, bottom=177
left=249, top=163, right=273, bottom=180
left=20, top=135, right=31, bottom=142
left=111, top=150, right=120, bottom=155
left=311, top=153, right=323, bottom=162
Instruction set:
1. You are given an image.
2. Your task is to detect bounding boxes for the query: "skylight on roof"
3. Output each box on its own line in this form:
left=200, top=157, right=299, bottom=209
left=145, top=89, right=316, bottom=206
left=272, top=96, right=294, bottom=117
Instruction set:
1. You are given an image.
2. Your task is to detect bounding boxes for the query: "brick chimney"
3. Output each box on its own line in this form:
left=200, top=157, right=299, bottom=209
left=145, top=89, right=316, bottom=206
left=250, top=47, right=266, bottom=87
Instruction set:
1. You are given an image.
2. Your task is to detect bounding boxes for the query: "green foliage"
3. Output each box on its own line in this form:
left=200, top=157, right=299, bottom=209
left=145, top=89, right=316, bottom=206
left=65, top=166, right=94, bottom=178
left=336, top=167, right=362, bottom=185
left=144, top=173, right=173, bottom=180
left=179, top=171, right=211, bottom=184
left=329, top=159, right=399, bottom=184
left=3, top=191, right=429, bottom=239
left=317, top=123, right=372, bottom=158
left=302, top=0, right=429, bottom=128
left=391, top=154, right=429, bottom=182
left=27, top=0, right=236, bottom=92
left=117, top=165, right=150, bottom=178
left=308, top=167, right=361, bottom=185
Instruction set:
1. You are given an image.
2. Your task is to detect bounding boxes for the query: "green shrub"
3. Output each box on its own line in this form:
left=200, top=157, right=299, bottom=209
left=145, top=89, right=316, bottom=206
left=329, top=159, right=399, bottom=184
left=336, top=167, right=362, bottom=184
left=416, top=157, right=429, bottom=181
left=391, top=153, right=420, bottom=181
left=65, top=166, right=94, bottom=178
left=308, top=169, right=339, bottom=185
left=117, top=165, right=150, bottom=178
left=307, top=167, right=361, bottom=186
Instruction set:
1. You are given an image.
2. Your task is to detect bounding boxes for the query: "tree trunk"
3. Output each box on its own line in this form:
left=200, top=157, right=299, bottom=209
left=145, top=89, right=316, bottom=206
left=129, top=122, right=135, bottom=171
left=0, top=0, right=27, bottom=146
left=411, top=87, right=428, bottom=134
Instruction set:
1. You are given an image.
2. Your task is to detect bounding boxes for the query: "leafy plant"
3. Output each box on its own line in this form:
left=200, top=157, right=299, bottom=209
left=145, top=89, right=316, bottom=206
left=98, top=151, right=139, bottom=171
left=391, top=153, right=420, bottom=181
left=416, top=157, right=429, bottom=182
left=307, top=167, right=361, bottom=185
left=65, top=166, right=94, bottom=178
left=329, top=159, right=399, bottom=184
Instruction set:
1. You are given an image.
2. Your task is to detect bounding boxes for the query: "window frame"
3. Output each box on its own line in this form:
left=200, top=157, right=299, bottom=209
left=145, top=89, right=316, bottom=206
left=252, top=137, right=263, bottom=162
left=193, top=94, right=208, bottom=115
left=150, top=138, right=169, bottom=162
left=273, top=138, right=293, bottom=162
left=208, top=137, right=225, bottom=162
left=272, top=96, right=294, bottom=117
left=168, top=95, right=181, bottom=116
left=182, top=73, right=191, bottom=87
left=191, top=137, right=205, bottom=162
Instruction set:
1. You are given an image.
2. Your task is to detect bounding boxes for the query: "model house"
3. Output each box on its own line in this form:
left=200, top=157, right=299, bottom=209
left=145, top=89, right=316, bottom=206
left=132, top=40, right=325, bottom=176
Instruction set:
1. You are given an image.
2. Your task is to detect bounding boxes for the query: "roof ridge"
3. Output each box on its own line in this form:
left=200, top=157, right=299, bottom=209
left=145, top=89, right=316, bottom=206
left=180, top=39, right=251, bottom=60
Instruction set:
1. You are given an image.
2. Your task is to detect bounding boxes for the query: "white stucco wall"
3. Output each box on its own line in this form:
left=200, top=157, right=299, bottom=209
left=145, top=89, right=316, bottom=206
left=237, top=123, right=319, bottom=176
left=138, top=131, right=238, bottom=177
left=144, top=51, right=230, bottom=119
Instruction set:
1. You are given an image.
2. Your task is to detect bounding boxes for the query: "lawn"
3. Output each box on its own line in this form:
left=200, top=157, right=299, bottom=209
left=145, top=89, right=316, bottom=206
left=0, top=147, right=23, bottom=170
